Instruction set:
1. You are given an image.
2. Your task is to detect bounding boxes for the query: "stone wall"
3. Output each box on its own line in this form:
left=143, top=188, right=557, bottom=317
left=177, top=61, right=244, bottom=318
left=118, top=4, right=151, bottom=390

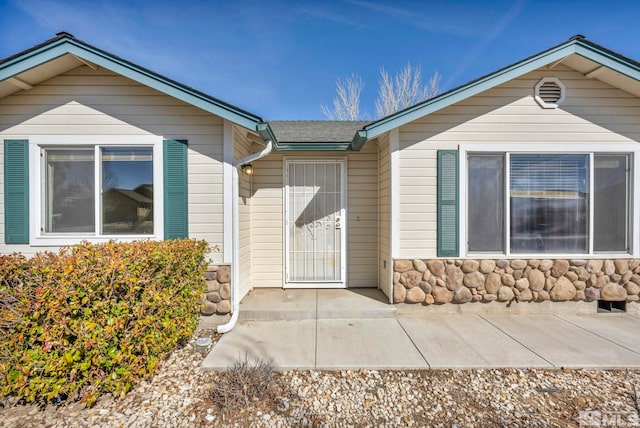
left=200, top=265, right=231, bottom=315
left=393, top=259, right=640, bottom=305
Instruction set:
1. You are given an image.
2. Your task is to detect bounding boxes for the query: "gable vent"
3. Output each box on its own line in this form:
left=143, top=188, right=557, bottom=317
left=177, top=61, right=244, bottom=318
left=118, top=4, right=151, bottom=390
left=534, top=77, right=565, bottom=109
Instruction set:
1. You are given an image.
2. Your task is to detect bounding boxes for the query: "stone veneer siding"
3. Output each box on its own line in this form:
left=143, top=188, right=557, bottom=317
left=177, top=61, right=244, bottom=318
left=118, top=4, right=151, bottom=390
left=393, top=259, right=640, bottom=305
left=200, top=265, right=231, bottom=315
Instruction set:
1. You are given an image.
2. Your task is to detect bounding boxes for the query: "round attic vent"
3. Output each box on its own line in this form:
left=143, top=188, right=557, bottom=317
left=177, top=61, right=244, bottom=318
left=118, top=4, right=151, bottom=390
left=535, top=77, right=565, bottom=108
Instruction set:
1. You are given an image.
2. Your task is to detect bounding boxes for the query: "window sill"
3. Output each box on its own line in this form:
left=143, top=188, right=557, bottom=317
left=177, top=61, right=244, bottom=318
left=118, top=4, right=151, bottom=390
left=30, top=235, right=159, bottom=247
left=465, top=253, right=635, bottom=259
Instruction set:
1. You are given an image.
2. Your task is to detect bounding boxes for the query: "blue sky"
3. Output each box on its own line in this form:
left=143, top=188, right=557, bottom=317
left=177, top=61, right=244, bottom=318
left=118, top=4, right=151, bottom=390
left=1, top=0, right=640, bottom=120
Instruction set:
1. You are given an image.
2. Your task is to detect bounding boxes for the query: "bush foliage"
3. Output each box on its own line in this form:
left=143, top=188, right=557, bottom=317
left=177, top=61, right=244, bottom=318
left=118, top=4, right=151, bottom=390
left=0, top=239, right=208, bottom=406
left=210, top=354, right=275, bottom=414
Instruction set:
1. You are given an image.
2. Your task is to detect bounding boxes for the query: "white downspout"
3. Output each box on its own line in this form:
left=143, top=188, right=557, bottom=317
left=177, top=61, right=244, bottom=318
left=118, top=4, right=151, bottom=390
left=217, top=140, right=273, bottom=333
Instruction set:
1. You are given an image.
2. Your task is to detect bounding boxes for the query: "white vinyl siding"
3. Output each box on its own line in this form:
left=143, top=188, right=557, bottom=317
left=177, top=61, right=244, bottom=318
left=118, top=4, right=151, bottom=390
left=251, top=142, right=378, bottom=288
left=0, top=66, right=225, bottom=261
left=397, top=64, right=640, bottom=259
left=347, top=143, right=378, bottom=287
left=234, top=126, right=253, bottom=299
left=377, top=134, right=392, bottom=298
left=249, top=154, right=284, bottom=286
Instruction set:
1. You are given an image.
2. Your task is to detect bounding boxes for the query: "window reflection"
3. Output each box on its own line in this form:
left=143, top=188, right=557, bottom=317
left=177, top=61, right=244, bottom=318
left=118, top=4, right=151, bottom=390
left=45, top=149, right=95, bottom=233
left=101, top=147, right=154, bottom=235
left=510, top=154, right=589, bottom=253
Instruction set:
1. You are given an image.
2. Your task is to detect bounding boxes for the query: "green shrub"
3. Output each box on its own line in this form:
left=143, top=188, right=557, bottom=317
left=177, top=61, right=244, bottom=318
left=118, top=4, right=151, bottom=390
left=0, top=239, right=208, bottom=406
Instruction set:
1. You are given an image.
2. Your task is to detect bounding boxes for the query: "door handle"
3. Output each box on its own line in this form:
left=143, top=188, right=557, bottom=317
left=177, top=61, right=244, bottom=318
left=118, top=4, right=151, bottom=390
left=335, top=216, right=342, bottom=229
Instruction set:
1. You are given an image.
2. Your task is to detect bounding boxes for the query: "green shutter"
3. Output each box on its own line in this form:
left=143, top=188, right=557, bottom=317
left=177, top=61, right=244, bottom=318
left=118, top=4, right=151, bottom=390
left=437, top=150, right=459, bottom=257
left=4, top=140, right=29, bottom=244
left=163, top=139, right=188, bottom=239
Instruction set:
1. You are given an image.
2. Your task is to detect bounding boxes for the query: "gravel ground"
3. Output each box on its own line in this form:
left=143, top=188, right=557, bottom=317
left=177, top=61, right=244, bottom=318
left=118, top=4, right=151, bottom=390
left=1, top=329, right=639, bottom=427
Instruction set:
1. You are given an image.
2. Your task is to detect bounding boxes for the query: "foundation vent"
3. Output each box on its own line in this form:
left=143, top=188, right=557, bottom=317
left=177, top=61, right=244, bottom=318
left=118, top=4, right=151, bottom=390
left=597, top=300, right=626, bottom=313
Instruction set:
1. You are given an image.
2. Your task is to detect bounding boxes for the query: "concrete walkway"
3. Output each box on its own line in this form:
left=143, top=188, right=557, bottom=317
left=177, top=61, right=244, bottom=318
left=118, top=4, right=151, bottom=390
left=202, top=289, right=640, bottom=370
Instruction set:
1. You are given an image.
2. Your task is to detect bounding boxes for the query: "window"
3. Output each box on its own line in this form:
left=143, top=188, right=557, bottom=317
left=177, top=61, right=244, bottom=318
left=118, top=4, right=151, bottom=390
left=594, top=154, right=630, bottom=251
left=467, top=151, right=632, bottom=255
left=101, top=147, right=154, bottom=235
left=43, top=146, right=154, bottom=236
left=510, top=154, right=589, bottom=253
left=30, top=136, right=163, bottom=244
left=468, top=153, right=504, bottom=252
left=44, top=148, right=95, bottom=233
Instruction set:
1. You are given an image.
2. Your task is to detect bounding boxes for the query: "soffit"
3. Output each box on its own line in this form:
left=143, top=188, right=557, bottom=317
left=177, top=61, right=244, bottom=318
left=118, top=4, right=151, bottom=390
left=561, top=54, right=640, bottom=98
left=0, top=54, right=82, bottom=98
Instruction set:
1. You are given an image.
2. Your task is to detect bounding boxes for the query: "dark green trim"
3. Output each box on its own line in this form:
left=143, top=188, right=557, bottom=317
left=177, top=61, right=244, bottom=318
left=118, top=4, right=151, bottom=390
left=163, top=139, right=188, bottom=239
left=0, top=34, right=264, bottom=130
left=4, top=140, right=29, bottom=244
left=352, top=36, right=640, bottom=144
left=437, top=150, right=459, bottom=257
left=350, top=130, right=368, bottom=151
left=256, top=122, right=278, bottom=145
left=274, top=142, right=352, bottom=151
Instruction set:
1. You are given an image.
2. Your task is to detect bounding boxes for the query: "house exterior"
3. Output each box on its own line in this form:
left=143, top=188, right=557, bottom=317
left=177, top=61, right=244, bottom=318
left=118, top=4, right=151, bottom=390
left=2, top=33, right=640, bottom=321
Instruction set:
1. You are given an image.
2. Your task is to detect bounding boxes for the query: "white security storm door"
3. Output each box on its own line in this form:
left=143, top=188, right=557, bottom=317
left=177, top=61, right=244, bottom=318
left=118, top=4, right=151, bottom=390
left=285, top=160, right=346, bottom=288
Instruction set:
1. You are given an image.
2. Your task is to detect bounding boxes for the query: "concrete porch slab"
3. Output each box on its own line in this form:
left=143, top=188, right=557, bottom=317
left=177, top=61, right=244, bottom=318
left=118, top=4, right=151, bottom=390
left=315, top=319, right=427, bottom=370
left=317, top=289, right=395, bottom=319
left=237, top=288, right=395, bottom=320
left=398, top=316, right=552, bottom=369
left=202, top=319, right=316, bottom=370
left=482, top=315, right=640, bottom=369
left=198, top=314, right=230, bottom=330
left=238, top=289, right=317, bottom=320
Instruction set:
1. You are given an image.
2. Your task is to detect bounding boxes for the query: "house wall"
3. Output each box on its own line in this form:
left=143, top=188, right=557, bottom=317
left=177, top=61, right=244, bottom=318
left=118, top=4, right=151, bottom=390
left=0, top=66, right=226, bottom=262
left=233, top=126, right=253, bottom=299
left=250, top=141, right=378, bottom=288
left=377, top=134, right=392, bottom=299
left=397, top=64, right=640, bottom=259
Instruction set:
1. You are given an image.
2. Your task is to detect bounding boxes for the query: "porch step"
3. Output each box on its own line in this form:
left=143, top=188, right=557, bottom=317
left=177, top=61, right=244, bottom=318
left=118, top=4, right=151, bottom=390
left=238, top=288, right=396, bottom=321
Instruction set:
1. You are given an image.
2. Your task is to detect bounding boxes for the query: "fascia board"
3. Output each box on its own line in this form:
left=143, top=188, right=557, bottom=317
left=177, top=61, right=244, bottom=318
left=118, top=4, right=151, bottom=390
left=574, top=43, right=640, bottom=81
left=274, top=142, right=351, bottom=151
left=256, top=122, right=279, bottom=145
left=0, top=38, right=263, bottom=131
left=350, top=130, right=368, bottom=151
left=360, top=44, right=579, bottom=141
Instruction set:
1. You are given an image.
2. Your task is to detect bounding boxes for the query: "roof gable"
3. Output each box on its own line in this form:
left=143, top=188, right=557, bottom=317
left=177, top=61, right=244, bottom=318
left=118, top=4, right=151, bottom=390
left=0, top=32, right=273, bottom=135
left=353, top=36, right=640, bottom=147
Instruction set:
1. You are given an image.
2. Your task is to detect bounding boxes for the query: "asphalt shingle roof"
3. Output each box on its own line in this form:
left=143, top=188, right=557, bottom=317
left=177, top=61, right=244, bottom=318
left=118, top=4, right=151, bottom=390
left=269, top=120, right=369, bottom=143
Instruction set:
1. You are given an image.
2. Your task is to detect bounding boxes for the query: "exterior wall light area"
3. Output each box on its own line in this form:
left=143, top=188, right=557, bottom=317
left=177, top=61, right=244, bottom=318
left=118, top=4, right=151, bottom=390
left=242, top=163, right=254, bottom=175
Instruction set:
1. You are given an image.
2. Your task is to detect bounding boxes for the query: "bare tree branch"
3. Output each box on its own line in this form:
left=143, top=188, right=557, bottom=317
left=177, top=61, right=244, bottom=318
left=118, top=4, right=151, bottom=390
left=321, top=73, right=364, bottom=121
left=321, top=64, right=441, bottom=120
left=375, top=62, right=440, bottom=119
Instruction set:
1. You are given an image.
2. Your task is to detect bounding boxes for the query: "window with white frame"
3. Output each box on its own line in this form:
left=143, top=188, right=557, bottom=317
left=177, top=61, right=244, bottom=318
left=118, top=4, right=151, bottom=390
left=43, top=146, right=154, bottom=235
left=467, top=151, right=632, bottom=255
left=34, top=139, right=160, bottom=242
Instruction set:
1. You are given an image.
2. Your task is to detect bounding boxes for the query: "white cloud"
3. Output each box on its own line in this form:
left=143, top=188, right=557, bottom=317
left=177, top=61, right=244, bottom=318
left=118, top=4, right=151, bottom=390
left=347, top=0, right=476, bottom=37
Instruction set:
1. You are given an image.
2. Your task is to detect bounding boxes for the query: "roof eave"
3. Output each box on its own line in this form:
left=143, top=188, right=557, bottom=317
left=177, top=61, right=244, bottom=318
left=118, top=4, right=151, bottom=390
left=273, top=142, right=352, bottom=151
left=256, top=122, right=279, bottom=145
left=353, top=36, right=640, bottom=145
left=357, top=43, right=580, bottom=141
left=573, top=41, right=640, bottom=81
left=350, top=130, right=368, bottom=151
left=0, top=35, right=264, bottom=130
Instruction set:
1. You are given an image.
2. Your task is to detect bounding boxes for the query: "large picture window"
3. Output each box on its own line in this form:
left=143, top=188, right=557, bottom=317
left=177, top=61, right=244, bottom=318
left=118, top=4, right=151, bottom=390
left=43, top=145, right=154, bottom=237
left=467, top=151, right=631, bottom=255
left=510, top=154, right=589, bottom=253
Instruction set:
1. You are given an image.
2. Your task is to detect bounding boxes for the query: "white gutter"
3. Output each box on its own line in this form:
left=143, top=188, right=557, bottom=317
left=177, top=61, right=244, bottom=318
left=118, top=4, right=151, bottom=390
left=217, top=140, right=273, bottom=333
